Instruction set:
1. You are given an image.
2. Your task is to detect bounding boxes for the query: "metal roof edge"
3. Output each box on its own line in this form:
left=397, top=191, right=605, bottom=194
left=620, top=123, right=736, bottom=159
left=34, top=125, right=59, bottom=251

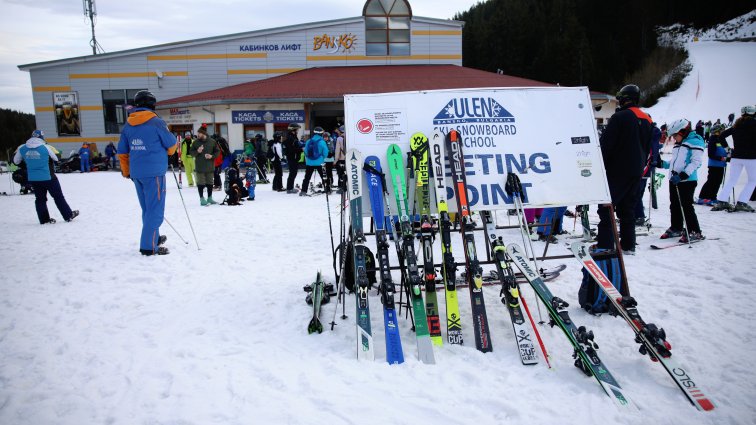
left=18, top=16, right=365, bottom=71
left=157, top=97, right=344, bottom=109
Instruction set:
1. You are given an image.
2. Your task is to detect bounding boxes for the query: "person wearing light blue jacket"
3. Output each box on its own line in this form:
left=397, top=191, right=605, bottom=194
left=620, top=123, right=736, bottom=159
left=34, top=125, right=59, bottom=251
left=299, top=127, right=330, bottom=196
left=659, top=119, right=704, bottom=242
left=13, top=130, right=79, bottom=224
left=117, top=90, right=178, bottom=256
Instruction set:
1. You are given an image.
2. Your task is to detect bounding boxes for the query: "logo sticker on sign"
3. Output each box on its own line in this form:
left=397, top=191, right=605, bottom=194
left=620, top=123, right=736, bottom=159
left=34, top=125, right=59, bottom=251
left=356, top=119, right=374, bottom=134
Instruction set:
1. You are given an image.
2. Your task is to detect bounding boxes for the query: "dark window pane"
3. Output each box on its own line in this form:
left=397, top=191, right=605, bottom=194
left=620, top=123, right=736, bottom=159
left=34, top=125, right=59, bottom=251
left=389, top=29, right=410, bottom=42
left=365, top=16, right=387, bottom=29
left=388, top=17, right=410, bottom=29
left=366, top=43, right=388, bottom=56
left=389, top=43, right=410, bottom=56
left=366, top=30, right=388, bottom=43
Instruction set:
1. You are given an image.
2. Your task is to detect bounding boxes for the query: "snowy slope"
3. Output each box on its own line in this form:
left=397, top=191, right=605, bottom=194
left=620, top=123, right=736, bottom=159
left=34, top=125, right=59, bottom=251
left=2, top=45, right=756, bottom=425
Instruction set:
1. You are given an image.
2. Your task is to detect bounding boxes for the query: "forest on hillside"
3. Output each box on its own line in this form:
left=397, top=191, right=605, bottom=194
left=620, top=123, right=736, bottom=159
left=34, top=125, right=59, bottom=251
left=455, top=0, right=754, bottom=101
left=0, top=108, right=36, bottom=161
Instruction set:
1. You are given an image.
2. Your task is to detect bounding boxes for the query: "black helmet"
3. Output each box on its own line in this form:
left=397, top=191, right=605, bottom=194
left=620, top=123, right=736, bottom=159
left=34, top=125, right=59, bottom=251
left=616, top=84, right=640, bottom=106
left=134, top=90, right=157, bottom=110
left=313, top=126, right=324, bottom=135
left=287, top=123, right=301, bottom=130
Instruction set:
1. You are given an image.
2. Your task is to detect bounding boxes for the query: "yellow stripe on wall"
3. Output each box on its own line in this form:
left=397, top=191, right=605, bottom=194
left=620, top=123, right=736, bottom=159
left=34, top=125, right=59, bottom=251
left=228, top=68, right=302, bottom=75
left=411, top=30, right=463, bottom=36
left=306, top=54, right=462, bottom=61
left=33, top=86, right=72, bottom=92
left=69, top=71, right=188, bottom=79
left=147, top=53, right=267, bottom=60
left=46, top=136, right=120, bottom=143
left=36, top=105, right=103, bottom=112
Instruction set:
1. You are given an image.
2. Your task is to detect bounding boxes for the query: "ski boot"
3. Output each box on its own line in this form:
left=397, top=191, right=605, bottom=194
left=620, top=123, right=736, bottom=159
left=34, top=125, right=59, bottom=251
left=679, top=231, right=705, bottom=243
left=734, top=202, right=755, bottom=212
left=659, top=228, right=683, bottom=239
left=65, top=210, right=80, bottom=222
left=158, top=235, right=167, bottom=246
left=206, top=196, right=218, bottom=205
left=711, top=201, right=734, bottom=212
left=200, top=197, right=208, bottom=206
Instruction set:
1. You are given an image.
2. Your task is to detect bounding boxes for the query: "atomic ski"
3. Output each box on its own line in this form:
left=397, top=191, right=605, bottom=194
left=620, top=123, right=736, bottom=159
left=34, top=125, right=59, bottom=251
left=480, top=210, right=541, bottom=365
left=410, top=132, right=443, bottom=346
left=387, top=144, right=435, bottom=364
left=347, top=149, right=374, bottom=361
left=445, top=129, right=493, bottom=353
left=429, top=130, right=463, bottom=345
left=571, top=242, right=715, bottom=411
left=508, top=243, right=633, bottom=408
left=364, top=156, right=404, bottom=364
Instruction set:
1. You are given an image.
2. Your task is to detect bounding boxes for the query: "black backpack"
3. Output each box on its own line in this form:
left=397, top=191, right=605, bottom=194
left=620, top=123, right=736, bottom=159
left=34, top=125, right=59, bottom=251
left=578, top=252, right=622, bottom=314
left=341, top=240, right=377, bottom=293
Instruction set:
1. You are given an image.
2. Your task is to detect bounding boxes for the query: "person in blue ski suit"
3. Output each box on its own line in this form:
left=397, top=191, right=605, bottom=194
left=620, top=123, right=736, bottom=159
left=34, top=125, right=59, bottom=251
left=299, top=127, right=329, bottom=196
left=14, top=130, right=79, bottom=224
left=117, top=90, right=178, bottom=256
left=536, top=207, right=567, bottom=242
left=105, top=142, right=117, bottom=169
left=634, top=120, right=662, bottom=223
left=79, top=143, right=91, bottom=172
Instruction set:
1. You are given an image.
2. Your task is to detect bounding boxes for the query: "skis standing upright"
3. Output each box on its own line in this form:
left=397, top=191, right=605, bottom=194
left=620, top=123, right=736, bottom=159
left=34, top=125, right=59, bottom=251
left=410, top=132, right=443, bottom=346
left=386, top=144, right=435, bottom=364
left=445, top=129, right=492, bottom=353
left=364, top=156, right=404, bottom=364
left=346, top=149, right=374, bottom=361
left=429, top=131, right=463, bottom=345
left=480, top=210, right=542, bottom=365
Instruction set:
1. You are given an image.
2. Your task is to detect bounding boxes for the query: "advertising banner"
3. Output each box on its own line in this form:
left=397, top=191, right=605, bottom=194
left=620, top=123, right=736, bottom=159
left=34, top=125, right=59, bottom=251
left=344, top=87, right=610, bottom=214
left=232, top=110, right=305, bottom=124
left=53, top=92, right=81, bottom=136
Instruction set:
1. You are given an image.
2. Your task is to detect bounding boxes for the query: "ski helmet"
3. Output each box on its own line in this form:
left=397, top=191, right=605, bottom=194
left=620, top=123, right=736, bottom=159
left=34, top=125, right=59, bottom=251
left=287, top=123, right=301, bottom=131
left=133, top=90, right=157, bottom=110
left=743, top=105, right=756, bottom=116
left=31, top=129, right=45, bottom=139
left=667, top=118, right=690, bottom=136
left=313, top=126, right=324, bottom=135
left=616, top=84, right=641, bottom=106
left=710, top=123, right=725, bottom=134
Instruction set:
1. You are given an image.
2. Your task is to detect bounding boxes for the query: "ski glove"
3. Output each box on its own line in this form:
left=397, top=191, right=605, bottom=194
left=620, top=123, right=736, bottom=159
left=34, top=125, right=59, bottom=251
left=670, top=172, right=689, bottom=185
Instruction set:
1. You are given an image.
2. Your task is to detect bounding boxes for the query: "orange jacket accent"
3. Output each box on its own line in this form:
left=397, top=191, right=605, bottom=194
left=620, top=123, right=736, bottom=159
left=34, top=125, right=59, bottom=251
left=629, top=106, right=652, bottom=124
left=118, top=153, right=130, bottom=177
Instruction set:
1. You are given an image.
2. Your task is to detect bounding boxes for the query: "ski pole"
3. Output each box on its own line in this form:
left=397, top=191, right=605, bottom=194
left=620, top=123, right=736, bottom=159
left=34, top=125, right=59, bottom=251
left=674, top=184, right=693, bottom=248
left=170, top=165, right=201, bottom=250
left=163, top=217, right=189, bottom=245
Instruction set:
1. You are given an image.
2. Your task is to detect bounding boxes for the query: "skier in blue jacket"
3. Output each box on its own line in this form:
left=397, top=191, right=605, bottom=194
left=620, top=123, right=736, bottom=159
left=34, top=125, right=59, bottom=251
left=299, top=127, right=330, bottom=196
left=117, top=90, right=178, bottom=256
left=13, top=130, right=79, bottom=224
left=79, top=143, right=91, bottom=172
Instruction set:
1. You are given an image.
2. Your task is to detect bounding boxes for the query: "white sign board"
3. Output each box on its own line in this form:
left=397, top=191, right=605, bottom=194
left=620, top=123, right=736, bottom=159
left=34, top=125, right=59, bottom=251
left=344, top=87, right=610, bottom=214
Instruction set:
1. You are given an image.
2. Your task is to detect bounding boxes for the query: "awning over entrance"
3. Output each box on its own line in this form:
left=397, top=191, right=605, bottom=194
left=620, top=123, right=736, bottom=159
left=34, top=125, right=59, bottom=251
left=157, top=64, right=553, bottom=109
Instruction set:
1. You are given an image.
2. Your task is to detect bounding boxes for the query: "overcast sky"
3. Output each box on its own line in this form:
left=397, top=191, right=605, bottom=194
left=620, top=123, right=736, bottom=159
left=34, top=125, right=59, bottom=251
left=0, top=0, right=483, bottom=114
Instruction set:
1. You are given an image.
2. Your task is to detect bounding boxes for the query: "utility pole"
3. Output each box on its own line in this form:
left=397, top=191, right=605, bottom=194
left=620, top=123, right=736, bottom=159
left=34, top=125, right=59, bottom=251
left=83, top=0, right=104, bottom=55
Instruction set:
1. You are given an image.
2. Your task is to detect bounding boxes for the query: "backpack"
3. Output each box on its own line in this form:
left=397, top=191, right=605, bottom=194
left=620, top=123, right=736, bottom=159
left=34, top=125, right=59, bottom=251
left=305, top=139, right=320, bottom=161
left=341, top=240, right=377, bottom=293
left=223, top=167, right=247, bottom=205
left=266, top=145, right=276, bottom=160
left=578, top=252, right=622, bottom=314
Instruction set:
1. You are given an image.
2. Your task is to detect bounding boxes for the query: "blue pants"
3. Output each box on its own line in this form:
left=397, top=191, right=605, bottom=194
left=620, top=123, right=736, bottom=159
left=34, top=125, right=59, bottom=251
left=537, top=207, right=567, bottom=236
left=30, top=179, right=73, bottom=223
left=108, top=155, right=116, bottom=169
left=80, top=157, right=91, bottom=172
left=133, top=176, right=166, bottom=253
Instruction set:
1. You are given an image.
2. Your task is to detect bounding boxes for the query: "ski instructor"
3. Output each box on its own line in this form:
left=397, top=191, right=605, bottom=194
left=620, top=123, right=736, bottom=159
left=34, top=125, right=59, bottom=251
left=117, top=90, right=178, bottom=256
left=596, top=84, right=652, bottom=255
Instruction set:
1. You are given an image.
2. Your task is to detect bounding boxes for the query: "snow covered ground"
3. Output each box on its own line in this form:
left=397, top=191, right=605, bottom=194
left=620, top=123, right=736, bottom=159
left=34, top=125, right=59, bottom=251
left=1, top=45, right=756, bottom=425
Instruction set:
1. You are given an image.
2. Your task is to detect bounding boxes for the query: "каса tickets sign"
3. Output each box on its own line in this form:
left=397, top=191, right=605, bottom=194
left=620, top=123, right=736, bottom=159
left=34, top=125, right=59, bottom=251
left=344, top=87, right=611, bottom=213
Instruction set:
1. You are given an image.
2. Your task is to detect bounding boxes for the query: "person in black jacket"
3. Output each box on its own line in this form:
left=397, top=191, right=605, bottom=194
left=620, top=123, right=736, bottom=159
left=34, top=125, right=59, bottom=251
left=596, top=84, right=653, bottom=254
left=284, top=123, right=303, bottom=193
left=712, top=105, right=756, bottom=212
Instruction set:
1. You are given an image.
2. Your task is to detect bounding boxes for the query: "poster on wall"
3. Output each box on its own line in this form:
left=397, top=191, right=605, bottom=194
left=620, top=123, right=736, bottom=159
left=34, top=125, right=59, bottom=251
left=344, top=87, right=611, bottom=214
left=53, top=92, right=81, bottom=136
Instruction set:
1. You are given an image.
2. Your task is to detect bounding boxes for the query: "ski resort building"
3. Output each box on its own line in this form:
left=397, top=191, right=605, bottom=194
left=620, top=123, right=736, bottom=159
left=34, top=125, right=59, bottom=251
left=18, top=0, right=612, bottom=152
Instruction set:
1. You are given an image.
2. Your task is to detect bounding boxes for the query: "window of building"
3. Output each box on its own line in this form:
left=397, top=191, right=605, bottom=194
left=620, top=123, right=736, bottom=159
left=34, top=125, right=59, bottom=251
left=363, top=0, right=411, bottom=56
left=102, top=89, right=145, bottom=134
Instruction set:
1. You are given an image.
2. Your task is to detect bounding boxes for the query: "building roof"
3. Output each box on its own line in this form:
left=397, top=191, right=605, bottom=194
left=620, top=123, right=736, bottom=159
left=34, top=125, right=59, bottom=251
left=157, top=65, right=553, bottom=108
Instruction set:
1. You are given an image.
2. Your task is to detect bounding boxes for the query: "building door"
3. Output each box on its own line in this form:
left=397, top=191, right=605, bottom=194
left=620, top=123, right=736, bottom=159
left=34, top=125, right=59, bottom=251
left=170, top=124, right=194, bottom=138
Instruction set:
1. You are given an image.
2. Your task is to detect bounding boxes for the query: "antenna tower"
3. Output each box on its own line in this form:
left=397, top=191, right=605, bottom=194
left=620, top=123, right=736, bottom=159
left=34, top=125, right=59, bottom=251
left=83, top=0, right=105, bottom=54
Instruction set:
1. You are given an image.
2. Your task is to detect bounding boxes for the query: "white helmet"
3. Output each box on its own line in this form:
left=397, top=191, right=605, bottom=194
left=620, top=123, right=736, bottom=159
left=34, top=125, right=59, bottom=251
left=742, top=105, right=756, bottom=116
left=667, top=118, right=690, bottom=136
